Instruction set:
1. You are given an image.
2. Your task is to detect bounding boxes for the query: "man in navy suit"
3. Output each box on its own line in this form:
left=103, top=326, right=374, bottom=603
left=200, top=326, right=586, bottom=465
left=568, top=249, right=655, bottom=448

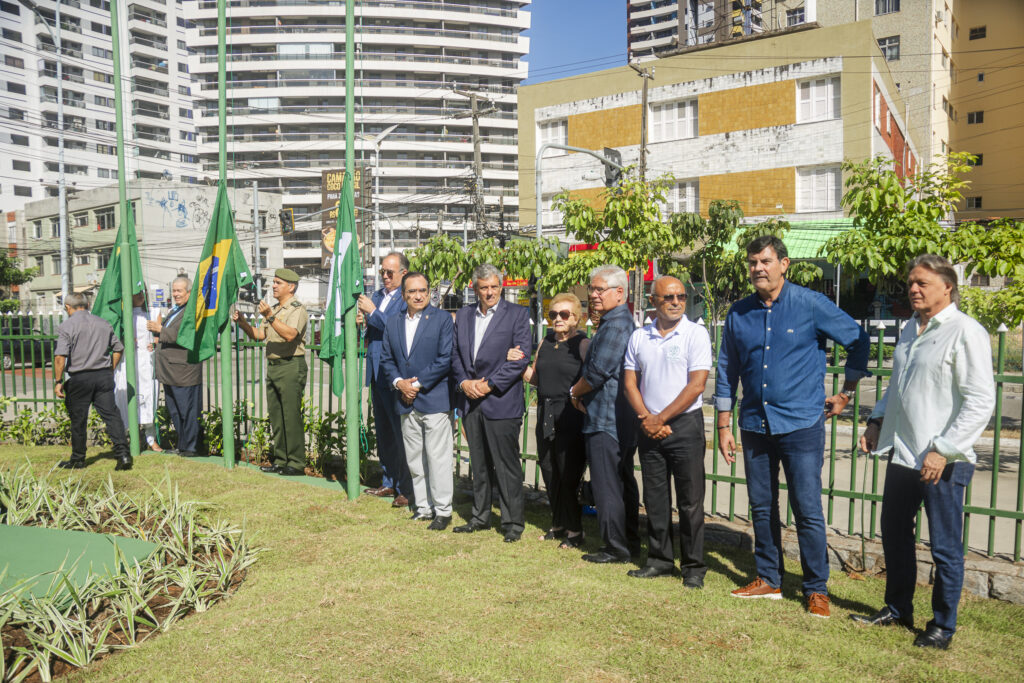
left=451, top=264, right=532, bottom=542
left=357, top=251, right=412, bottom=507
left=380, top=272, right=456, bottom=530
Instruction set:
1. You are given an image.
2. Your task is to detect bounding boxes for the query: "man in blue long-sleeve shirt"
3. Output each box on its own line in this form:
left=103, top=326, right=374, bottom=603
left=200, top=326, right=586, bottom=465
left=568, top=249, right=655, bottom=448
left=714, top=236, right=870, bottom=618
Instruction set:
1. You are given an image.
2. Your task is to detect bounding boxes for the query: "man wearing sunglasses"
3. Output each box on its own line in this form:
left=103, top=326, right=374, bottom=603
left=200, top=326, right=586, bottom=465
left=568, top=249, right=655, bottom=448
left=357, top=251, right=413, bottom=507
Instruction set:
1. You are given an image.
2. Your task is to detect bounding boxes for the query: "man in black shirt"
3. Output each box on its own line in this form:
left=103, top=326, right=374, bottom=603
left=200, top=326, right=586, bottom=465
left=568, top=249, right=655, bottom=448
left=53, top=292, right=131, bottom=470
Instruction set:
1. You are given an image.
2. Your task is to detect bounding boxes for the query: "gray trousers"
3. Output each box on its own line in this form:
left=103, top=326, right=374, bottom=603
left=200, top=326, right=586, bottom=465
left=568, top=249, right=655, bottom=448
left=401, top=410, right=455, bottom=517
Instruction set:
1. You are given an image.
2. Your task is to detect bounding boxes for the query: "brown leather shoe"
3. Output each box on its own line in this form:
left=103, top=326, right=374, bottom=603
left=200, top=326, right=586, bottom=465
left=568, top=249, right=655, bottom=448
left=730, top=578, right=782, bottom=600
left=807, top=593, right=830, bottom=619
left=391, top=495, right=409, bottom=508
left=367, top=487, right=395, bottom=497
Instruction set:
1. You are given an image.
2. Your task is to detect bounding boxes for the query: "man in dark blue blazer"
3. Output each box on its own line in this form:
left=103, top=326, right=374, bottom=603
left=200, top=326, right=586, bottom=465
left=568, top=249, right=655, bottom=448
left=379, top=272, right=456, bottom=530
left=451, top=264, right=532, bottom=542
left=357, top=251, right=411, bottom=506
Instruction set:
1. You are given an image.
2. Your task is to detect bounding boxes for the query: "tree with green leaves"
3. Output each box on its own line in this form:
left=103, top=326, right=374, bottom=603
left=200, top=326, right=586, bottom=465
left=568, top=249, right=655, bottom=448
left=542, top=172, right=687, bottom=308
left=821, top=153, right=1024, bottom=330
left=0, top=254, right=37, bottom=313
left=673, top=200, right=820, bottom=326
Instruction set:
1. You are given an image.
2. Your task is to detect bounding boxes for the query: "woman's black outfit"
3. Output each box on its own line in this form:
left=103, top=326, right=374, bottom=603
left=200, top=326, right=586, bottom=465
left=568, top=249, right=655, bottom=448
left=534, top=330, right=589, bottom=534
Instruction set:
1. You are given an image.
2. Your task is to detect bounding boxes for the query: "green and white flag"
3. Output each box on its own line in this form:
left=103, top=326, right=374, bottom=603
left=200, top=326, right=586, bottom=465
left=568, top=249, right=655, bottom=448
left=319, top=171, right=363, bottom=397
left=177, top=184, right=252, bottom=363
left=91, top=208, right=144, bottom=340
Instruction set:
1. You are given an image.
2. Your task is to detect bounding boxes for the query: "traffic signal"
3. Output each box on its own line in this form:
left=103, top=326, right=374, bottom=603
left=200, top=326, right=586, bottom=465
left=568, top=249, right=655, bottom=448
left=279, top=208, right=294, bottom=233
left=603, top=147, right=623, bottom=187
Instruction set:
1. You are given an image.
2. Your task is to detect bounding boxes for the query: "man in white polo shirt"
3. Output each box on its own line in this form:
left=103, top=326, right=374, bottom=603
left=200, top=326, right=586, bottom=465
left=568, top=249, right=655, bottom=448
left=623, top=276, right=713, bottom=587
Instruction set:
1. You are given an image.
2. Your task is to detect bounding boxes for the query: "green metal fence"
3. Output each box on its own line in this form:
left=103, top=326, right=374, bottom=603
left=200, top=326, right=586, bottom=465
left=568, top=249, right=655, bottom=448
left=2, top=311, right=1022, bottom=561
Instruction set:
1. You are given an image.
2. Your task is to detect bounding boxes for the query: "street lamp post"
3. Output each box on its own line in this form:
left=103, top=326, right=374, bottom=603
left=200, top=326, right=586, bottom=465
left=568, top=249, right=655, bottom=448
left=20, top=0, right=69, bottom=303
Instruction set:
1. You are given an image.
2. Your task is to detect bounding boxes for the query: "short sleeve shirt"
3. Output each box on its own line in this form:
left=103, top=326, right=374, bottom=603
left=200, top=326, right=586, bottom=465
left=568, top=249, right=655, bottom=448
left=54, top=310, right=124, bottom=374
left=624, top=318, right=712, bottom=415
left=265, top=299, right=309, bottom=360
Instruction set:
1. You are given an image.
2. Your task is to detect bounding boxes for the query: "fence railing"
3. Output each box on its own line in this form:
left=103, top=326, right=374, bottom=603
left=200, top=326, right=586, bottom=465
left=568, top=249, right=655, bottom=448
left=2, top=312, right=1022, bottom=561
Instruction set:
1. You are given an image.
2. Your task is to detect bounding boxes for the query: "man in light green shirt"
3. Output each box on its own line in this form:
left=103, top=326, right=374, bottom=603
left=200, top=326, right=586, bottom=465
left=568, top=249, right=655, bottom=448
left=852, top=255, right=995, bottom=650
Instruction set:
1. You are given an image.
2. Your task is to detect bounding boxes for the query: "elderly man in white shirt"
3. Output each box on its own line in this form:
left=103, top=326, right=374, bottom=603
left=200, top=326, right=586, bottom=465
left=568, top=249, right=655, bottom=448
left=623, top=276, right=713, bottom=587
left=853, top=254, right=996, bottom=650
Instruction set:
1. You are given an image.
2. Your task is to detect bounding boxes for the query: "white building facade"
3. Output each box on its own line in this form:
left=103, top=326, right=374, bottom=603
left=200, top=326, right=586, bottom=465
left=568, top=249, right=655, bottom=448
left=183, top=0, right=530, bottom=297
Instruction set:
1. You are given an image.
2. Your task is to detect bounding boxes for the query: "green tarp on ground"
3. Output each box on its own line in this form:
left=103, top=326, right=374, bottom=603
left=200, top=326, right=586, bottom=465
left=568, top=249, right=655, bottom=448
left=0, top=524, right=159, bottom=599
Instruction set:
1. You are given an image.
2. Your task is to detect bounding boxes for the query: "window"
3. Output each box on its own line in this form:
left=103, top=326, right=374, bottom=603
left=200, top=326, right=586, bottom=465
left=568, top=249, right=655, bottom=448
left=97, top=168, right=112, bottom=178
left=786, top=8, right=804, bottom=26
left=15, top=186, right=32, bottom=197
left=93, top=71, right=113, bottom=84
left=977, top=72, right=984, bottom=82
left=968, top=154, right=983, bottom=167
left=538, top=118, right=567, bottom=156
left=177, top=63, right=188, bottom=73
left=650, top=99, right=698, bottom=142
left=7, top=81, right=27, bottom=95
left=96, top=207, right=116, bottom=231
left=91, top=46, right=112, bottom=59
left=12, top=159, right=29, bottom=171
left=90, top=22, right=111, bottom=36
left=4, top=55, right=23, bottom=69
left=259, top=248, right=268, bottom=269
left=798, top=77, right=840, bottom=122
left=966, top=196, right=982, bottom=209
left=50, top=220, right=60, bottom=238
left=11, top=134, right=28, bottom=146
left=95, top=119, right=115, bottom=131
left=662, top=181, right=698, bottom=215
left=180, top=130, right=195, bottom=141
left=94, top=95, right=114, bottom=107
left=2, top=28, right=21, bottom=42
left=77, top=254, right=90, bottom=266
left=32, top=220, right=42, bottom=238
left=875, top=0, right=899, bottom=15
left=96, top=143, right=115, bottom=155
left=50, top=256, right=62, bottom=275
left=1, top=0, right=20, bottom=15
left=179, top=153, right=198, bottom=164
left=8, top=107, right=24, bottom=120
left=178, top=85, right=190, bottom=96
left=877, top=35, right=900, bottom=61
left=967, top=110, right=984, bottom=124
left=96, top=252, right=109, bottom=269
left=73, top=212, right=88, bottom=227
left=797, top=166, right=841, bottom=212
left=969, top=26, right=986, bottom=40
left=177, top=39, right=186, bottom=50
left=178, top=107, right=193, bottom=119
left=90, top=0, right=110, bottom=10
left=971, top=274, right=990, bottom=287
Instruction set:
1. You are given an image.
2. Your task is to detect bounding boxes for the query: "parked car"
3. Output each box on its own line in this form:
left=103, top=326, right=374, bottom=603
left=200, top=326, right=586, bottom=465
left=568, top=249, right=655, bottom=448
left=0, top=325, right=55, bottom=370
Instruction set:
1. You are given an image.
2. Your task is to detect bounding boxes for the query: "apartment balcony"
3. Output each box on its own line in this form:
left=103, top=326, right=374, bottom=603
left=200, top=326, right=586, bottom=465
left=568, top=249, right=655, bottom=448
left=132, top=103, right=170, bottom=121
left=130, top=34, right=169, bottom=57
left=131, top=57, right=169, bottom=75
left=189, top=0, right=523, bottom=22
left=127, top=11, right=168, bottom=29
left=132, top=79, right=170, bottom=99
left=38, top=69, right=86, bottom=84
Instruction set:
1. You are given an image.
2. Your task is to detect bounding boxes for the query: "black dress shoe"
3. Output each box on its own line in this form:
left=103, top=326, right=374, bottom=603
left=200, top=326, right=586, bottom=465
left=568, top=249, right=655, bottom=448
left=850, top=606, right=913, bottom=629
left=260, top=465, right=281, bottom=473
left=428, top=516, right=451, bottom=531
left=179, top=451, right=200, bottom=458
left=683, top=576, right=705, bottom=589
left=114, top=458, right=133, bottom=471
left=278, top=466, right=304, bottom=476
left=913, top=624, right=953, bottom=649
left=582, top=550, right=630, bottom=564
left=503, top=531, right=521, bottom=543
left=410, top=511, right=434, bottom=521
left=57, top=459, right=86, bottom=470
left=627, top=565, right=675, bottom=579
left=452, top=522, right=488, bottom=533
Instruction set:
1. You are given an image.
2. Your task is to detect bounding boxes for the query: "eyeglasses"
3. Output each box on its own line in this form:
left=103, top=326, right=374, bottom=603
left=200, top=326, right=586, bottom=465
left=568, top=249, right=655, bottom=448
left=547, top=309, right=572, bottom=321
left=587, top=285, right=617, bottom=294
left=380, top=268, right=397, bottom=277
left=655, top=294, right=685, bottom=302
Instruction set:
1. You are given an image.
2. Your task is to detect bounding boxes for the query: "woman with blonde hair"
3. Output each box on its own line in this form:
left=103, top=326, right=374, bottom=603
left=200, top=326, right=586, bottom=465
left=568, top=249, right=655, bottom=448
left=509, top=293, right=589, bottom=548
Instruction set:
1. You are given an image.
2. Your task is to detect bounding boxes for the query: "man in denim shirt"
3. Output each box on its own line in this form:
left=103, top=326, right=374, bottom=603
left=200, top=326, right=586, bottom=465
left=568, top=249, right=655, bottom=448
left=570, top=265, right=641, bottom=564
left=715, top=236, right=870, bottom=618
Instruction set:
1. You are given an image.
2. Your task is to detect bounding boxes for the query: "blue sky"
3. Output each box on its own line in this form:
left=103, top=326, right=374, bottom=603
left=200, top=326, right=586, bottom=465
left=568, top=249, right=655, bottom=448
left=524, top=0, right=626, bottom=84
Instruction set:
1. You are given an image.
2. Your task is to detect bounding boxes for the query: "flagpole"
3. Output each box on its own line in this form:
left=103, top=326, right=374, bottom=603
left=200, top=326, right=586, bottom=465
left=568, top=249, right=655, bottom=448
left=109, top=0, right=140, bottom=458
left=344, top=0, right=360, bottom=500
left=217, top=0, right=235, bottom=469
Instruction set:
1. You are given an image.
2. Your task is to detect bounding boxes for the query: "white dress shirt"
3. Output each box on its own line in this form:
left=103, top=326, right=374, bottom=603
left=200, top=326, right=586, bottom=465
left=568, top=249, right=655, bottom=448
left=624, top=318, right=712, bottom=414
left=472, top=302, right=497, bottom=362
left=379, top=286, right=400, bottom=313
left=393, top=310, right=423, bottom=389
left=870, top=304, right=995, bottom=469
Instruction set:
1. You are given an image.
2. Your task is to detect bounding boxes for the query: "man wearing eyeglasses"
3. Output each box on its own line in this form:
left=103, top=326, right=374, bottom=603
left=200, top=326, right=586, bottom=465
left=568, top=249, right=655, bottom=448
left=569, top=265, right=642, bottom=564
left=357, top=251, right=413, bottom=507
left=623, top=276, right=712, bottom=587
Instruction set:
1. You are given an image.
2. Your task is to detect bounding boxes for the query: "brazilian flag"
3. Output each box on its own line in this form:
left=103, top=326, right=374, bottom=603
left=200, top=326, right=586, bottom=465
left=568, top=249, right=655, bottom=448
left=92, top=207, right=145, bottom=340
left=177, top=184, right=252, bottom=363
left=319, top=172, right=363, bottom=397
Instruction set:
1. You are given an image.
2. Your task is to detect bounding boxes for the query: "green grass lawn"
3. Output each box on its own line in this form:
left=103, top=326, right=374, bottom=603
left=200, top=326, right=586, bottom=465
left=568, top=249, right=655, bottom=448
left=4, top=445, right=1024, bottom=682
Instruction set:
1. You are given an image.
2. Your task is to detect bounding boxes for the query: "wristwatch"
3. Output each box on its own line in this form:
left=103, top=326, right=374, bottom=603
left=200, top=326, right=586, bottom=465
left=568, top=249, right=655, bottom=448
left=841, top=388, right=855, bottom=400
left=266, top=315, right=277, bottom=324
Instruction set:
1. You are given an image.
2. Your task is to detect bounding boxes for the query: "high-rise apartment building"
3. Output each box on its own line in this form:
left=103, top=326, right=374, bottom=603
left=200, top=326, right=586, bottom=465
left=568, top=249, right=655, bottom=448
left=184, top=0, right=531, bottom=291
left=0, top=0, right=201, bottom=212
left=628, top=0, right=769, bottom=60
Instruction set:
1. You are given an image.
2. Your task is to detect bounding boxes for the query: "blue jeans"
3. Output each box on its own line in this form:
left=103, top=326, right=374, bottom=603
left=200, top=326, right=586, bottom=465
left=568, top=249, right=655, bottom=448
left=881, top=459, right=974, bottom=635
left=741, top=416, right=828, bottom=596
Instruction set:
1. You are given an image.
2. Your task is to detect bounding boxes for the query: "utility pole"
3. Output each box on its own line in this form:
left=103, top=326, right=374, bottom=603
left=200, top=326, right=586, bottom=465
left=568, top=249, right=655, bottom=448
left=452, top=89, right=497, bottom=240
left=252, top=180, right=262, bottom=299
left=629, top=61, right=655, bottom=325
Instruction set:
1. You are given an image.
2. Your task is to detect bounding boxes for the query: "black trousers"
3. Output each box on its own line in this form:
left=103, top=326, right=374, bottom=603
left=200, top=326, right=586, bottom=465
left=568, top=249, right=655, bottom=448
left=585, top=430, right=641, bottom=557
left=462, top=409, right=525, bottom=534
left=165, top=383, right=202, bottom=453
left=65, top=368, right=129, bottom=461
left=372, top=379, right=410, bottom=496
left=637, top=410, right=707, bottom=577
left=536, top=404, right=587, bottom=533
